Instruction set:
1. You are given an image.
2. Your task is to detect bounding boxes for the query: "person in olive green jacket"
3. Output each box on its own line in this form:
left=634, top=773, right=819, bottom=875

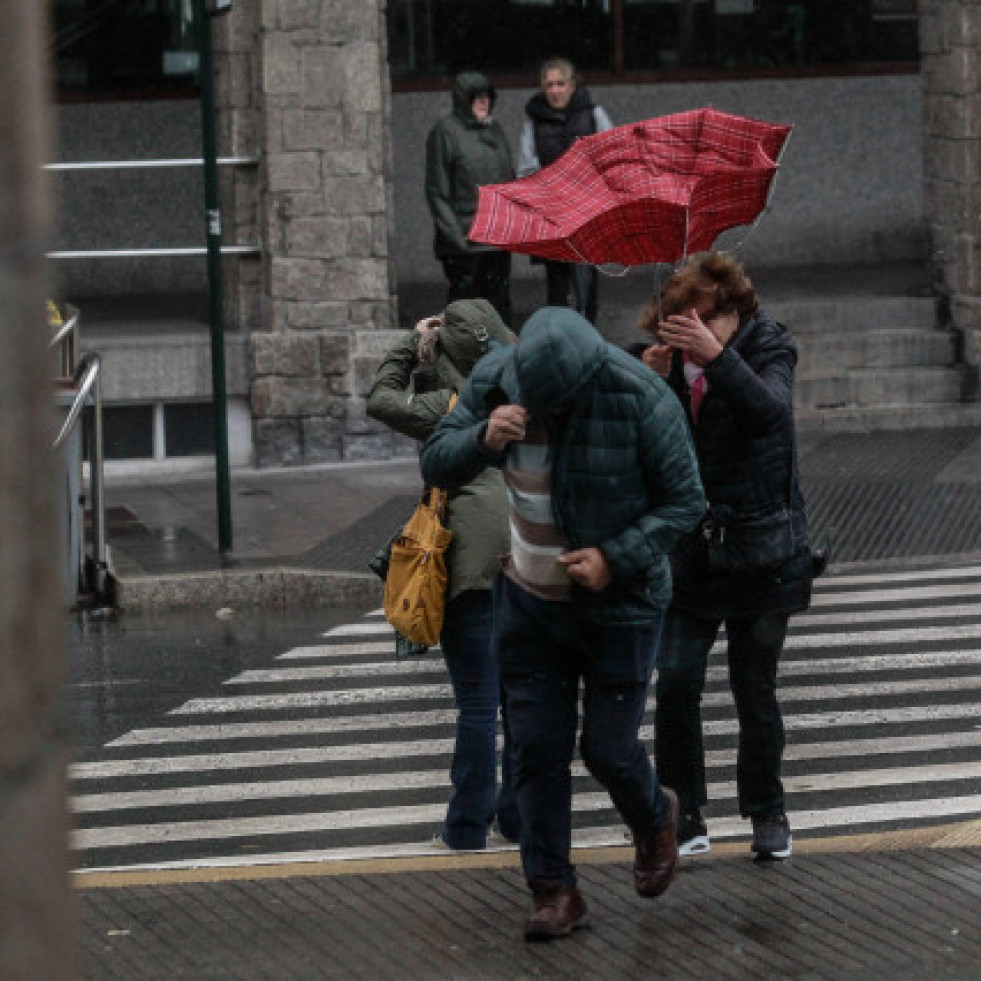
left=367, top=298, right=519, bottom=850
left=425, top=72, right=514, bottom=327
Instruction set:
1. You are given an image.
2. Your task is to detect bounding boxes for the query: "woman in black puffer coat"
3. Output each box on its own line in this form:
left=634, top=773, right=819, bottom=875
left=636, top=252, right=813, bottom=865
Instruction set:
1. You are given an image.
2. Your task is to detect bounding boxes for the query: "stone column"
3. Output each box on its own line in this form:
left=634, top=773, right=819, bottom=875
left=224, top=0, right=404, bottom=466
left=0, top=2, right=75, bottom=975
left=921, top=1, right=981, bottom=384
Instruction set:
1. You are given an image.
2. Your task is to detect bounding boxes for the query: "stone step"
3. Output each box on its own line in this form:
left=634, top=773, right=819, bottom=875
left=768, top=296, right=940, bottom=334
left=796, top=366, right=969, bottom=410
left=796, top=402, right=981, bottom=434
left=797, top=329, right=957, bottom=370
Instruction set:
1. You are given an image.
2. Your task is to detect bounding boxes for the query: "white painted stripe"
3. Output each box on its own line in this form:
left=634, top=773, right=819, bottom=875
left=783, top=623, right=981, bottom=650
left=172, top=684, right=453, bottom=715
left=812, top=582, right=981, bottom=607
left=175, top=671, right=981, bottom=716
left=108, top=710, right=460, bottom=746
left=110, top=699, right=981, bottom=749
left=321, top=623, right=394, bottom=638
left=71, top=758, right=981, bottom=816
left=813, top=566, right=981, bottom=588
left=71, top=770, right=452, bottom=813
left=68, top=729, right=981, bottom=782
left=229, top=648, right=981, bottom=687
left=278, top=642, right=408, bottom=660
left=706, top=701, right=981, bottom=735
left=767, top=649, right=981, bottom=677
left=226, top=660, right=447, bottom=685
left=793, top=602, right=981, bottom=628
left=69, top=789, right=981, bottom=851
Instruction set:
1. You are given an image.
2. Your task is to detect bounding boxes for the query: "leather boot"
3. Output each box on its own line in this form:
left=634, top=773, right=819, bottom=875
left=633, top=786, right=680, bottom=898
left=523, top=881, right=590, bottom=941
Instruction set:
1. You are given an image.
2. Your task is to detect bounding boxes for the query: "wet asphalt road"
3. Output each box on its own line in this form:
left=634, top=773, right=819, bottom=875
left=66, top=603, right=372, bottom=760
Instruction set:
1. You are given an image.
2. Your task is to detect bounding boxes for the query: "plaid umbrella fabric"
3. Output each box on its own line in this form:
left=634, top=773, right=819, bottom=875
left=468, top=108, right=793, bottom=267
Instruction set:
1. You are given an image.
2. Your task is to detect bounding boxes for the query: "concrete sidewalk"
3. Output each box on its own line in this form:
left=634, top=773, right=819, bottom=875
left=76, top=825, right=981, bottom=978
left=102, top=425, right=981, bottom=611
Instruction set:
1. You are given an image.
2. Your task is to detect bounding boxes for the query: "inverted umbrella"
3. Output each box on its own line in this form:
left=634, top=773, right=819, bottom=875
left=468, top=107, right=792, bottom=267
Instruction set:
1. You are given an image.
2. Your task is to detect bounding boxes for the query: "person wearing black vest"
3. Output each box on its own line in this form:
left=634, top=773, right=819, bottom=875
left=518, top=58, right=613, bottom=325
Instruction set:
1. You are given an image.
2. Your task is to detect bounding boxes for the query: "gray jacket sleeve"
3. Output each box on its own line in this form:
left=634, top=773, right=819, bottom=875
left=516, top=119, right=540, bottom=178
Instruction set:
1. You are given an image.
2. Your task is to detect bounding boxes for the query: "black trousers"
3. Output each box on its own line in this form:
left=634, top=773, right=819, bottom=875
left=543, top=259, right=598, bottom=325
left=441, top=251, right=512, bottom=328
left=654, top=608, right=789, bottom=819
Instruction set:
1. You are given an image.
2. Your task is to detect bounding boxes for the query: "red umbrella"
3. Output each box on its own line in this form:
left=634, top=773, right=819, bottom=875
left=468, top=108, right=792, bottom=267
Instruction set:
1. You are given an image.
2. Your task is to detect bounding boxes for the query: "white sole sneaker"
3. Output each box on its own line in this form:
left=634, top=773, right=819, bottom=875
left=751, top=836, right=793, bottom=861
left=679, top=835, right=711, bottom=857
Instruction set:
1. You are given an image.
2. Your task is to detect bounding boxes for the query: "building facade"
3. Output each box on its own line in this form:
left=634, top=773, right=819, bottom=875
left=52, top=0, right=973, bottom=470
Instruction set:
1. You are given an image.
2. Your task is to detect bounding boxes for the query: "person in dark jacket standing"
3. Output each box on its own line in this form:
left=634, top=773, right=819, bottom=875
left=637, top=252, right=814, bottom=863
left=426, top=72, right=514, bottom=327
left=421, top=307, right=705, bottom=941
left=517, top=57, right=613, bottom=325
left=367, top=299, right=520, bottom=851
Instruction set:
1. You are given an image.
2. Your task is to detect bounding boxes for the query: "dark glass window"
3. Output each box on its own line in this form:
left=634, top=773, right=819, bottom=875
left=388, top=0, right=917, bottom=83
left=54, top=0, right=200, bottom=97
left=164, top=402, right=215, bottom=457
left=97, top=405, right=154, bottom=460
left=388, top=0, right=614, bottom=79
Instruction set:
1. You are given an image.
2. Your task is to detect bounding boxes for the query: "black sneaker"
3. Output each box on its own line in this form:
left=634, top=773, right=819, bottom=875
left=751, top=812, right=792, bottom=861
left=678, top=809, right=711, bottom=857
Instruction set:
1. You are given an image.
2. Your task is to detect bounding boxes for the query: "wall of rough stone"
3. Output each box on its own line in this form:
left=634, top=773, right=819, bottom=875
left=221, top=0, right=404, bottom=468
left=0, top=3, right=75, bottom=974
left=920, top=1, right=981, bottom=384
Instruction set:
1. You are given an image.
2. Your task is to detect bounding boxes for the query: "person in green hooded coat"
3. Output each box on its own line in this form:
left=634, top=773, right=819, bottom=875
left=425, top=72, right=514, bottom=327
left=367, top=298, right=519, bottom=851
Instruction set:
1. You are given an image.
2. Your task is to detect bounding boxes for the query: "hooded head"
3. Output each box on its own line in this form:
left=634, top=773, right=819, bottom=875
left=452, top=71, right=496, bottom=122
left=513, top=307, right=606, bottom=411
left=436, top=299, right=515, bottom=390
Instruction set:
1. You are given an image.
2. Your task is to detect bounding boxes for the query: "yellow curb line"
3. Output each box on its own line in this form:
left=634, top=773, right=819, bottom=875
left=73, top=818, right=981, bottom=890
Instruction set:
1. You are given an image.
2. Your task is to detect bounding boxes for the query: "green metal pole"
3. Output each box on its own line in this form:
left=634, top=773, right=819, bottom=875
left=196, top=0, right=233, bottom=554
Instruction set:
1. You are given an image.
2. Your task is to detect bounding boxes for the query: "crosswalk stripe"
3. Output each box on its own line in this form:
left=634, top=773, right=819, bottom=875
left=109, top=697, right=981, bottom=749
left=68, top=729, right=981, bottom=782
left=71, top=758, right=981, bottom=815
left=175, top=672, right=981, bottom=716
left=225, top=648, right=981, bottom=686
left=75, top=564, right=981, bottom=869
left=72, top=789, right=981, bottom=851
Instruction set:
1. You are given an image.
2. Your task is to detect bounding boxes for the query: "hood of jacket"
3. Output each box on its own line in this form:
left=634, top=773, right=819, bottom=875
left=513, top=306, right=606, bottom=411
left=437, top=299, right=515, bottom=390
left=524, top=84, right=595, bottom=124
left=452, top=72, right=496, bottom=123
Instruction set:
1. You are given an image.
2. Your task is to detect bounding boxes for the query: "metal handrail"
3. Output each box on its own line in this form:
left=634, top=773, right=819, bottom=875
left=54, top=353, right=100, bottom=450
left=47, top=245, right=260, bottom=259
left=43, top=156, right=259, bottom=171
left=49, top=303, right=80, bottom=377
left=54, top=352, right=107, bottom=601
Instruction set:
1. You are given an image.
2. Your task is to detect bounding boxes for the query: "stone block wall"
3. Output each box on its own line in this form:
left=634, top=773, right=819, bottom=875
left=921, top=1, right=981, bottom=381
left=217, top=0, right=399, bottom=466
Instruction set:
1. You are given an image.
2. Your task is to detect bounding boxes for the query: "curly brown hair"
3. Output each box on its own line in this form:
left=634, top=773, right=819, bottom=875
left=637, top=252, right=759, bottom=336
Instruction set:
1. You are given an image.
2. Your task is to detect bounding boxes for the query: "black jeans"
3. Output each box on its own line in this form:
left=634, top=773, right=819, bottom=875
left=441, top=251, right=512, bottom=328
left=654, top=608, right=789, bottom=818
left=543, top=259, right=598, bottom=324
left=493, top=574, right=669, bottom=888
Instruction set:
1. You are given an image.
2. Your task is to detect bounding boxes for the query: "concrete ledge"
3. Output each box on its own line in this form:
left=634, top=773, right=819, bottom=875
left=114, top=568, right=383, bottom=612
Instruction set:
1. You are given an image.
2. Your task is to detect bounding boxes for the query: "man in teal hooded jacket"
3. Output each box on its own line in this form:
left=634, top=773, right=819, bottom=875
left=425, top=71, right=514, bottom=326
left=421, top=307, right=706, bottom=941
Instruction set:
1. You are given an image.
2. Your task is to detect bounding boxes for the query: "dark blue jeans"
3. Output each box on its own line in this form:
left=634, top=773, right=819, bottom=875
left=655, top=608, right=789, bottom=818
left=493, top=574, right=668, bottom=888
left=440, top=589, right=519, bottom=849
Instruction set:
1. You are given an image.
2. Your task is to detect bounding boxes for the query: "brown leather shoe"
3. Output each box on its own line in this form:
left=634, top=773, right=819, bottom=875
left=523, top=882, right=590, bottom=942
left=633, top=787, right=680, bottom=898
